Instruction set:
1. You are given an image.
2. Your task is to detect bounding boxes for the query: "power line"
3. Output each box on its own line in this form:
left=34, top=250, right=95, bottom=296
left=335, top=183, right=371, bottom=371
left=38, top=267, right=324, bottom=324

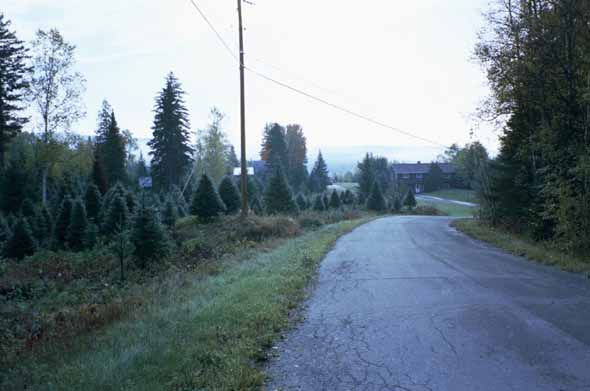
left=185, top=0, right=446, bottom=148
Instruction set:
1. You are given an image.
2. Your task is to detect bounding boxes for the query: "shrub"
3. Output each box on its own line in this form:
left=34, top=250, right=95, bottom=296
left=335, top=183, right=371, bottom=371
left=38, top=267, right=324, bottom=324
left=312, top=194, right=325, bottom=211
left=329, top=190, right=342, bottom=209
left=404, top=189, right=417, bottom=211
left=67, top=199, right=89, bottom=251
left=366, top=182, right=387, bottom=212
left=392, top=195, right=402, bottom=212
left=190, top=174, right=226, bottom=222
left=296, top=193, right=308, bottom=210
left=264, top=167, right=298, bottom=215
left=131, top=204, right=170, bottom=268
left=103, top=194, right=130, bottom=235
left=322, top=193, right=330, bottom=210
left=218, top=176, right=241, bottom=215
left=3, top=218, right=36, bottom=260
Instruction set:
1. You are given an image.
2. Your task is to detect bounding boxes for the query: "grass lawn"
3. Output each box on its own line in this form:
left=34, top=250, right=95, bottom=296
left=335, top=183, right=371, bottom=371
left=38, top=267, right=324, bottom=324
left=453, top=219, right=590, bottom=273
left=3, top=218, right=372, bottom=391
left=423, top=189, right=478, bottom=203
left=417, top=199, right=475, bottom=217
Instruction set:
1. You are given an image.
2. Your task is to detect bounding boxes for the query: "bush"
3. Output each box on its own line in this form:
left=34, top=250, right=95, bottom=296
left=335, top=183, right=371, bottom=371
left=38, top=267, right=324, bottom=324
left=3, top=218, right=36, bottom=260
left=296, top=193, right=308, bottom=210
left=190, top=174, right=226, bottom=222
left=264, top=167, right=298, bottom=215
left=403, top=189, right=417, bottom=211
left=67, top=199, right=89, bottom=251
left=366, top=182, right=386, bottom=212
left=391, top=195, right=402, bottom=212
left=218, top=176, right=241, bottom=215
left=131, top=204, right=170, bottom=268
left=312, top=194, right=325, bottom=211
left=329, top=190, right=341, bottom=209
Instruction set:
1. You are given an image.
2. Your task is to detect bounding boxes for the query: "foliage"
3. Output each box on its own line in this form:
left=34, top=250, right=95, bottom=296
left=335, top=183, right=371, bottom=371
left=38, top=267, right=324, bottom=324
left=103, top=194, right=129, bottom=236
left=162, top=198, right=179, bottom=227
left=391, top=194, right=402, bottom=212
left=329, top=190, right=341, bottom=209
left=264, top=167, right=298, bottom=215
left=194, top=108, right=234, bottom=185
left=131, top=203, right=169, bottom=268
left=97, top=106, right=127, bottom=187
left=312, top=194, right=326, bottom=211
left=366, top=181, right=387, bottom=212
left=3, top=217, right=35, bottom=260
left=84, top=183, right=101, bottom=222
left=148, top=72, right=193, bottom=191
left=296, top=193, right=308, bottom=210
left=308, top=151, right=330, bottom=193
left=190, top=174, right=226, bottom=222
left=54, top=197, right=73, bottom=246
left=424, top=162, right=444, bottom=192
left=218, top=176, right=241, bottom=215
left=67, top=199, right=88, bottom=251
left=260, top=123, right=287, bottom=174
left=0, top=14, right=30, bottom=169
left=403, top=189, right=417, bottom=211
left=285, top=124, right=308, bottom=192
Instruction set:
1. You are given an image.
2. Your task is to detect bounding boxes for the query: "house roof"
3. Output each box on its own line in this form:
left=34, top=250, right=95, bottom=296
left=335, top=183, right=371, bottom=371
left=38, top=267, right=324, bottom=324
left=391, top=162, right=456, bottom=175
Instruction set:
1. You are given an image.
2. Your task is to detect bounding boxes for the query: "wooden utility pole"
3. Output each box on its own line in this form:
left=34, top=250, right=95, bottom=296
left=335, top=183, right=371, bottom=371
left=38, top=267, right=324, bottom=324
left=238, top=0, right=249, bottom=217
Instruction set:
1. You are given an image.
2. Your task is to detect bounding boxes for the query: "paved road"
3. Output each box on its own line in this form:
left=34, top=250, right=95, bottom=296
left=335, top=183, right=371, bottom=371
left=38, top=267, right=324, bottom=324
left=266, top=217, right=590, bottom=391
left=416, top=195, right=477, bottom=208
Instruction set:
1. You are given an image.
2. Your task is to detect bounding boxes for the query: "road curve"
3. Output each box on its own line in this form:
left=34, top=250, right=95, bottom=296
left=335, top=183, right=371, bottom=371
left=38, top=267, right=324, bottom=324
left=265, top=216, right=590, bottom=391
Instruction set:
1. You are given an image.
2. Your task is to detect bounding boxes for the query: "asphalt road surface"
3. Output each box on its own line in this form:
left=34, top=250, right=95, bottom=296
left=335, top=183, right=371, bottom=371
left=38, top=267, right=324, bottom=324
left=265, top=217, right=590, bottom=391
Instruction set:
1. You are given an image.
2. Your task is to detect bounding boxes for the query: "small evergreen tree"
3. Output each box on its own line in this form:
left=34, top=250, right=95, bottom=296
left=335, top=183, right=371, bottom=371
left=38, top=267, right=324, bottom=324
left=3, top=218, right=35, bottom=260
left=218, top=176, right=241, bottom=215
left=54, top=197, right=73, bottom=246
left=91, top=149, right=108, bottom=194
left=100, top=110, right=127, bottom=187
left=250, top=196, right=264, bottom=215
left=309, top=151, right=330, bottom=193
left=103, top=194, right=130, bottom=235
left=84, top=223, right=99, bottom=249
left=162, top=198, right=178, bottom=227
left=403, top=189, right=417, bottom=211
left=84, top=183, right=102, bottom=222
left=296, top=193, right=308, bottom=210
left=125, top=192, right=138, bottom=215
left=367, top=181, right=387, bottom=212
left=329, top=190, right=342, bottom=209
left=67, top=199, right=88, bottom=251
left=424, top=162, right=444, bottom=192
left=342, top=189, right=355, bottom=205
left=312, top=194, right=326, bottom=211
left=33, top=205, right=52, bottom=245
left=131, top=204, right=169, bottom=268
left=190, top=174, right=225, bottom=222
left=20, top=199, right=37, bottom=219
left=264, top=167, right=298, bottom=215
left=392, top=195, right=402, bottom=212
left=322, top=193, right=330, bottom=210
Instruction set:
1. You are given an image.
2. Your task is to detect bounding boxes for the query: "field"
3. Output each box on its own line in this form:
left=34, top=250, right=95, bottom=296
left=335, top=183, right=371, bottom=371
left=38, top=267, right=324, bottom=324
left=423, top=188, right=478, bottom=203
left=416, top=198, right=475, bottom=217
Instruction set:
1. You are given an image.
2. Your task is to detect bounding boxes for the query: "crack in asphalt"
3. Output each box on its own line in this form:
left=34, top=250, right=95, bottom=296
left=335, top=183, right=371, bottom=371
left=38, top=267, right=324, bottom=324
left=265, top=217, right=590, bottom=391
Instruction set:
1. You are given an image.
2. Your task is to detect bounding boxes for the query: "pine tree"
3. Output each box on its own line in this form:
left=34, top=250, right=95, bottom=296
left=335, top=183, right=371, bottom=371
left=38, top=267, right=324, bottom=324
left=367, top=181, right=387, bottom=212
left=32, top=205, right=52, bottom=245
left=0, top=153, right=30, bottom=213
left=91, top=147, right=108, bottom=194
left=0, top=14, right=30, bottom=169
left=190, top=174, right=225, bottom=222
left=285, top=124, right=308, bottom=192
left=162, top=198, right=179, bottom=227
left=135, top=151, right=149, bottom=179
left=20, top=198, right=37, bottom=219
left=392, top=194, right=402, bottom=212
left=84, top=183, right=102, bottom=222
left=260, top=123, right=288, bottom=175
left=125, top=192, right=137, bottom=215
left=329, top=190, right=342, bottom=209
left=358, top=153, right=376, bottom=199
left=218, top=176, right=241, bottom=215
left=296, top=193, right=308, bottom=210
left=67, top=199, right=88, bottom=251
left=54, top=197, right=73, bottom=246
left=342, top=189, right=355, bottom=205
left=84, top=223, right=99, bottom=249
left=312, top=194, right=326, bottom=211
left=264, top=167, right=298, bottom=215
left=424, top=162, right=444, bottom=192
left=3, top=217, right=35, bottom=260
left=309, top=151, right=330, bottom=193
left=131, top=204, right=169, bottom=268
left=149, top=72, right=194, bottom=191
left=403, top=189, right=417, bottom=211
left=103, top=193, right=130, bottom=235
left=100, top=110, right=127, bottom=187
left=322, top=193, right=330, bottom=210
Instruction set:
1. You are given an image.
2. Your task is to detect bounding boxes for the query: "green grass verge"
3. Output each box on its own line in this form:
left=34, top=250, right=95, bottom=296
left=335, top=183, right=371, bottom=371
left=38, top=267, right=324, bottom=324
left=3, top=218, right=372, bottom=391
left=453, top=219, right=590, bottom=273
left=417, top=199, right=474, bottom=217
left=423, top=189, right=477, bottom=203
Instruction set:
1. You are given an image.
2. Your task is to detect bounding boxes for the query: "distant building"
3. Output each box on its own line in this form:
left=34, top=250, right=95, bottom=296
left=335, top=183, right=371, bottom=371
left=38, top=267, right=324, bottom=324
left=233, top=160, right=268, bottom=177
left=392, top=162, right=456, bottom=194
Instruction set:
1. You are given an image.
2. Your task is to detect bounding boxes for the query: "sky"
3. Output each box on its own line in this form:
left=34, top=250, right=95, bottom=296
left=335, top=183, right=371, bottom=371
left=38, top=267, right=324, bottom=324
left=3, top=0, right=498, bottom=163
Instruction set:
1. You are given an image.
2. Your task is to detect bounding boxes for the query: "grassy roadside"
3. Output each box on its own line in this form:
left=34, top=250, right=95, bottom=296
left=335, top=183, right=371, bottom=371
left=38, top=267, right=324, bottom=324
left=453, top=219, right=590, bottom=273
left=423, top=189, right=477, bottom=203
left=417, top=199, right=474, bottom=217
left=3, top=217, right=372, bottom=391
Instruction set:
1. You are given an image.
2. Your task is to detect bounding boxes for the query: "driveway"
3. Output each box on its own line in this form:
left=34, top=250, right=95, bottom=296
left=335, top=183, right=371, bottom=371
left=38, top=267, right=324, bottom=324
left=265, top=217, right=590, bottom=391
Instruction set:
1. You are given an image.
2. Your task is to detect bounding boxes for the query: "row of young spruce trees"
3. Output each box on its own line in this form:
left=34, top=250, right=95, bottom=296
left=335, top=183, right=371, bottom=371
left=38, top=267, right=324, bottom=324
left=0, top=13, right=420, bottom=262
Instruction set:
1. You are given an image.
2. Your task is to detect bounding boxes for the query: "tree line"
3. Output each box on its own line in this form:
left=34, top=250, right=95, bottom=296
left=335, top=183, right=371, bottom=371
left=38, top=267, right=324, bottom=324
left=475, top=0, right=590, bottom=256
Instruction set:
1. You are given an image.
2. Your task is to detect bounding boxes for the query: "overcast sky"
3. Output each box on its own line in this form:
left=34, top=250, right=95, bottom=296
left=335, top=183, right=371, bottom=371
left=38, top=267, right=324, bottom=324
left=4, top=0, right=497, bottom=161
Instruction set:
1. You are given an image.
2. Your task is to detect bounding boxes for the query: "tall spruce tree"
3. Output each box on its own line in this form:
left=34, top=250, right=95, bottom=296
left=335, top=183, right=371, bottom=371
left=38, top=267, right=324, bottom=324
left=84, top=183, right=101, bottom=222
left=100, top=109, right=127, bottom=187
left=149, top=72, right=194, bottom=191
left=67, top=199, right=88, bottom=251
left=3, top=217, right=35, bottom=260
left=285, top=124, right=308, bottom=192
left=264, top=167, right=298, bottom=215
left=309, top=151, right=330, bottom=193
left=260, top=123, right=288, bottom=174
left=0, top=14, right=30, bottom=169
left=190, top=174, right=225, bottom=222
left=358, top=153, right=376, bottom=199
left=218, top=176, right=241, bottom=215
